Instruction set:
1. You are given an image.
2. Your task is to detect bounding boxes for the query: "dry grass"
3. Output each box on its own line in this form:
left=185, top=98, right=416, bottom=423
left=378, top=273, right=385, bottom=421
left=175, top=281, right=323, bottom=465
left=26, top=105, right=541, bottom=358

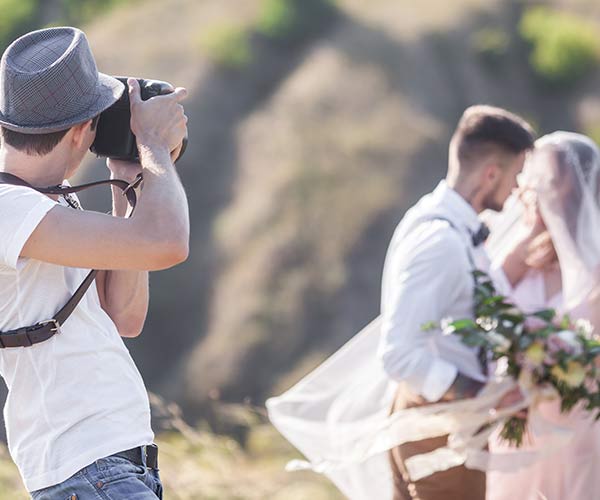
left=0, top=425, right=340, bottom=500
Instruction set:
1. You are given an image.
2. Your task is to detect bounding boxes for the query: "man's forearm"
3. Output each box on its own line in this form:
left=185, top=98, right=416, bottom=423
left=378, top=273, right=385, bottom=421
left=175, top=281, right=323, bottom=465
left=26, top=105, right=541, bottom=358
left=132, top=145, right=190, bottom=254
left=96, top=169, right=149, bottom=337
left=96, top=268, right=148, bottom=337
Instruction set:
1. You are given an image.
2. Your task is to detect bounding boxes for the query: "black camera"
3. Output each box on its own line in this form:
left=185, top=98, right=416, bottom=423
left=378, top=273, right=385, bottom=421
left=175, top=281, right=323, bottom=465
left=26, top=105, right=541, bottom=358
left=90, top=77, right=187, bottom=162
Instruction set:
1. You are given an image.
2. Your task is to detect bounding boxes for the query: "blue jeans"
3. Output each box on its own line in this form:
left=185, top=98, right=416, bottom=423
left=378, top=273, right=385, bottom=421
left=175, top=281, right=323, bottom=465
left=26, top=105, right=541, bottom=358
left=30, top=452, right=163, bottom=499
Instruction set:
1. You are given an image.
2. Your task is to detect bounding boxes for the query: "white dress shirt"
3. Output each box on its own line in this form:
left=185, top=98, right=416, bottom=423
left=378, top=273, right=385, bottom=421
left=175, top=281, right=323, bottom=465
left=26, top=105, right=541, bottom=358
left=378, top=181, right=490, bottom=402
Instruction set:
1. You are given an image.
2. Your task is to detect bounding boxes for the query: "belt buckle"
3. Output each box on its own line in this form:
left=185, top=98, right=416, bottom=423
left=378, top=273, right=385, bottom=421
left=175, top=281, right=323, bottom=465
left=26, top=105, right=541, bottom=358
left=39, top=319, right=61, bottom=333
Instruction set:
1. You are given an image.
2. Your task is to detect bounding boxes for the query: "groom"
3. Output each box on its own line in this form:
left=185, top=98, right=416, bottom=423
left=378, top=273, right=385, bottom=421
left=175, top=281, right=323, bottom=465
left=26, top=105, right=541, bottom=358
left=379, top=105, right=535, bottom=500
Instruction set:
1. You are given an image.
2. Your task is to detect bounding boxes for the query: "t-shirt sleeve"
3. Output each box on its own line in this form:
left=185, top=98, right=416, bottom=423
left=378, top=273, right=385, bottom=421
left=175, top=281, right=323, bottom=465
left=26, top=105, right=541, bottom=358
left=0, top=184, right=57, bottom=270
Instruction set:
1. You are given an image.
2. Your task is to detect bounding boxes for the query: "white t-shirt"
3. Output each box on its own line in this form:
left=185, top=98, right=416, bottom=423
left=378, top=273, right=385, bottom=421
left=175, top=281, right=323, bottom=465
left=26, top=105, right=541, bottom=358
left=0, top=182, right=153, bottom=492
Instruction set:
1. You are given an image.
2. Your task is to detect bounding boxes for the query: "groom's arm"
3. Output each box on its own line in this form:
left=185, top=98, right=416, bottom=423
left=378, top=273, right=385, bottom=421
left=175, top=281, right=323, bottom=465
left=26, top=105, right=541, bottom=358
left=379, top=222, right=486, bottom=402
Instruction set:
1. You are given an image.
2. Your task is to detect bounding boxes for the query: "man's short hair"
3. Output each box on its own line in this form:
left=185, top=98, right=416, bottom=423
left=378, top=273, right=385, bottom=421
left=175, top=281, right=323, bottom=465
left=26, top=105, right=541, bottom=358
left=450, top=105, right=535, bottom=171
left=1, top=115, right=100, bottom=156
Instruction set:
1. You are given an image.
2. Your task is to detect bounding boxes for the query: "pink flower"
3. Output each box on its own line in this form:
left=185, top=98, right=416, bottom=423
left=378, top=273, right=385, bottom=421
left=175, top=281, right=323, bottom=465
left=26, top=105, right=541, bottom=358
left=525, top=316, right=548, bottom=331
left=546, top=331, right=582, bottom=356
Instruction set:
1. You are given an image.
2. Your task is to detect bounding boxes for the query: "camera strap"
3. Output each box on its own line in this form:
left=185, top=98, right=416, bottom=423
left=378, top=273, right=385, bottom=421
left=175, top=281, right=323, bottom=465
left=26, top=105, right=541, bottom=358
left=0, top=172, right=142, bottom=348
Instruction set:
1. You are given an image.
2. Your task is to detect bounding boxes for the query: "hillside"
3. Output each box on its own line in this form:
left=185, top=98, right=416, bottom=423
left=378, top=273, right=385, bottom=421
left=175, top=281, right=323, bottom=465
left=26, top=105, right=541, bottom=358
left=3, top=0, right=597, bottom=418
left=110, top=0, right=600, bottom=416
left=1, top=0, right=600, bottom=496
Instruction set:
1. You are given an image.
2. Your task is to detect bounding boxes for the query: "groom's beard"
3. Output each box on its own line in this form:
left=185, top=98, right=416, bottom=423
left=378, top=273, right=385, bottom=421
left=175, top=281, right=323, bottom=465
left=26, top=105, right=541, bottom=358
left=481, top=189, right=504, bottom=212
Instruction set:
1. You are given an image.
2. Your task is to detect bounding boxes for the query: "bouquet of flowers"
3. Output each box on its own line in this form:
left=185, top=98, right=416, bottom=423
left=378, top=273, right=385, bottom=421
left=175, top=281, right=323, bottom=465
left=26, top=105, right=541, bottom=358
left=424, top=271, right=600, bottom=446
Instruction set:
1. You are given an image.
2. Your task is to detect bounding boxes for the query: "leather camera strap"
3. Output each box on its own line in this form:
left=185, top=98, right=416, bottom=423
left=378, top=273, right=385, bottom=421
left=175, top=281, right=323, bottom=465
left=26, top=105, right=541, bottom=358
left=0, top=171, right=142, bottom=348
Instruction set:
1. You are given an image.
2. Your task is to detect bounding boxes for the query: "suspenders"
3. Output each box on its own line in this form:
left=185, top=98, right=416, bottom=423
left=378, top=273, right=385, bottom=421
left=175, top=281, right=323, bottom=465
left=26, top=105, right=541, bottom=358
left=414, top=215, right=488, bottom=373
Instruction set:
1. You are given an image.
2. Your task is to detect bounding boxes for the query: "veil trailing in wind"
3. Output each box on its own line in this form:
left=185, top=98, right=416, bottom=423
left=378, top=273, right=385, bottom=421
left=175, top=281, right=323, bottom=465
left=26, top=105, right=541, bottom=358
left=486, top=131, right=600, bottom=323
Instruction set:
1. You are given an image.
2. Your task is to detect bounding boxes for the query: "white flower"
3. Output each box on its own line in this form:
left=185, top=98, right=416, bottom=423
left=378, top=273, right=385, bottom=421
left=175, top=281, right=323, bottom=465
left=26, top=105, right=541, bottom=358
left=556, top=330, right=583, bottom=356
left=486, top=331, right=511, bottom=353
left=575, top=319, right=595, bottom=340
left=476, top=317, right=498, bottom=331
left=441, top=317, right=455, bottom=335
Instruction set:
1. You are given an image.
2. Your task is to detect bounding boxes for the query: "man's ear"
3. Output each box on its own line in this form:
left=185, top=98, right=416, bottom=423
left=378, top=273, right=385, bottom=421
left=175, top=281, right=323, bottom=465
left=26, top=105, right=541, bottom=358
left=484, top=163, right=500, bottom=185
left=71, top=119, right=93, bottom=149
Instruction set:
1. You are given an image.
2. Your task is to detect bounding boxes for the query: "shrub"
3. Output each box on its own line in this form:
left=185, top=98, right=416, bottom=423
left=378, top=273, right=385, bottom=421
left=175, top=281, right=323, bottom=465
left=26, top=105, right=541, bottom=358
left=520, top=7, right=600, bottom=87
left=0, top=0, right=38, bottom=49
left=199, top=23, right=253, bottom=70
left=471, top=27, right=510, bottom=66
left=256, top=0, right=336, bottom=44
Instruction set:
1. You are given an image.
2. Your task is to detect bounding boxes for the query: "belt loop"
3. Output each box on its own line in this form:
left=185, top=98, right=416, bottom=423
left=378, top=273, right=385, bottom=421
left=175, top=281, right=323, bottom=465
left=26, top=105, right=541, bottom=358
left=25, top=332, right=33, bottom=347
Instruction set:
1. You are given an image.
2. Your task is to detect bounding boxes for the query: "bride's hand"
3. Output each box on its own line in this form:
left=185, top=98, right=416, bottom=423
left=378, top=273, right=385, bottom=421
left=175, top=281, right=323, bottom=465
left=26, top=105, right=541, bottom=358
left=519, top=188, right=546, bottom=237
left=526, top=231, right=558, bottom=269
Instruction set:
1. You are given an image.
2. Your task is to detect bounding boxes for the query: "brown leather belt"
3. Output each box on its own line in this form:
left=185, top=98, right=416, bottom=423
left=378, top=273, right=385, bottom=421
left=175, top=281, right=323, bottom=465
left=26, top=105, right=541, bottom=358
left=0, top=172, right=142, bottom=348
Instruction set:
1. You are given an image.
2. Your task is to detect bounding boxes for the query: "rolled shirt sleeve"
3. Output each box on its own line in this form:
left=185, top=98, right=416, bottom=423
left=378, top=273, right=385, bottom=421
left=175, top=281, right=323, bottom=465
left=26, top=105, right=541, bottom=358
left=378, top=220, right=483, bottom=402
left=0, top=184, right=57, bottom=269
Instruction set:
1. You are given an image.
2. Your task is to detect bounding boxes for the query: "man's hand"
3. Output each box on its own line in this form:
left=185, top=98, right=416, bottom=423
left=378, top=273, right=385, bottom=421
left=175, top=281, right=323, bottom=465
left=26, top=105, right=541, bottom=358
left=128, top=78, right=188, bottom=157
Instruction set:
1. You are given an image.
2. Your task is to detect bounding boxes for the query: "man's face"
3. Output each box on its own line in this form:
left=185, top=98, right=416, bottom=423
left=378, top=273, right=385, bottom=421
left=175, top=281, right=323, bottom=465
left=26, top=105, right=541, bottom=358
left=482, top=151, right=527, bottom=212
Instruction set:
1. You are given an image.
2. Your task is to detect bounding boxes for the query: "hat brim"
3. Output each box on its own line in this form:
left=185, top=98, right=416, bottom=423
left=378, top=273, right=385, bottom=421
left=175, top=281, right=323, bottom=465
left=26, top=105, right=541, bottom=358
left=0, top=73, right=125, bottom=134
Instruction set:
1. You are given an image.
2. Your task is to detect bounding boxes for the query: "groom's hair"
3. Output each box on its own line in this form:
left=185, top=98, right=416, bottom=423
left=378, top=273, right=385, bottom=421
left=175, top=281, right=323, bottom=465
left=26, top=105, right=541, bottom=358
left=449, top=105, right=535, bottom=172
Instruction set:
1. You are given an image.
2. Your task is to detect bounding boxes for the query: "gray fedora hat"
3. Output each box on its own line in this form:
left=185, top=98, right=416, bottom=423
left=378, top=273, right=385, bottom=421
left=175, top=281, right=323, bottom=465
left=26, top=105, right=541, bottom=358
left=0, top=27, right=124, bottom=134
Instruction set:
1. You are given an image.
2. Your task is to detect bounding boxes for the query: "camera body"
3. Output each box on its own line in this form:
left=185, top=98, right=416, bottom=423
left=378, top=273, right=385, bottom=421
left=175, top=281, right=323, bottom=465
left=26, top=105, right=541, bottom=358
left=90, top=77, right=187, bottom=162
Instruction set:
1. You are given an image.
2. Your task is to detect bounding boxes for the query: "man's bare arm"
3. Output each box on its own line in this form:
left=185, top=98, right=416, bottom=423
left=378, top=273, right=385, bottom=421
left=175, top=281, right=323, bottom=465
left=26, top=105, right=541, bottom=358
left=96, top=161, right=149, bottom=338
left=21, top=81, right=190, bottom=272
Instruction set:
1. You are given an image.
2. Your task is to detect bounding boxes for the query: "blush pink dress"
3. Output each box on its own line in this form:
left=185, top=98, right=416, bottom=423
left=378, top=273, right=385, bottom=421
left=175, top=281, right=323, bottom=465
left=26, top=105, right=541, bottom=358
left=486, top=269, right=600, bottom=500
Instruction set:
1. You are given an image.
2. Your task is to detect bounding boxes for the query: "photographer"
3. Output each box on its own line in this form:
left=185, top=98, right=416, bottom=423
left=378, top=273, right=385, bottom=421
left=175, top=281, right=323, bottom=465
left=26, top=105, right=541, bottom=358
left=0, top=27, right=188, bottom=498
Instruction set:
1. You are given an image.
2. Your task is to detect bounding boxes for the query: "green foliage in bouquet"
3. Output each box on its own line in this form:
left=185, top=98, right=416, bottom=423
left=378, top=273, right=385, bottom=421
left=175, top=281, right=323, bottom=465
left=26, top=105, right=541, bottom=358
left=425, top=271, right=600, bottom=446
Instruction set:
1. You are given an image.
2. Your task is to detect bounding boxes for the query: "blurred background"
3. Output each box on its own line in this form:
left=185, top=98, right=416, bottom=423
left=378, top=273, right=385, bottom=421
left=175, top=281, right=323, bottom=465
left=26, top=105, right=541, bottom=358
left=0, top=0, right=600, bottom=497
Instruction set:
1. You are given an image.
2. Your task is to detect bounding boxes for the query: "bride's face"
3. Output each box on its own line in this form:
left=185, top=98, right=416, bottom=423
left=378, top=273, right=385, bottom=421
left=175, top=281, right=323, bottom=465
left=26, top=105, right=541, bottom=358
left=523, top=146, right=580, bottom=225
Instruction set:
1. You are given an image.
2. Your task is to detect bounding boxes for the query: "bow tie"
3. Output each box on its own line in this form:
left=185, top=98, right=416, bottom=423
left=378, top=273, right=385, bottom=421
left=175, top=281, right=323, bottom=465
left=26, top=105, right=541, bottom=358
left=471, top=223, right=490, bottom=247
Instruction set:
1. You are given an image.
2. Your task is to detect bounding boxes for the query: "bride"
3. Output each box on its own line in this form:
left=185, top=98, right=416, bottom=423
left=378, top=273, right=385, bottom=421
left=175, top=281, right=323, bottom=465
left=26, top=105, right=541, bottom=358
left=485, top=131, right=600, bottom=500
left=266, top=131, right=600, bottom=500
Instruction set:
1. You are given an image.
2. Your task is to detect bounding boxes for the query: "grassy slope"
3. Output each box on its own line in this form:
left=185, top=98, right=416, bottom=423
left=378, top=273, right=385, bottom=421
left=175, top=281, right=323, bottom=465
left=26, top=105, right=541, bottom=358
left=0, top=424, right=342, bottom=499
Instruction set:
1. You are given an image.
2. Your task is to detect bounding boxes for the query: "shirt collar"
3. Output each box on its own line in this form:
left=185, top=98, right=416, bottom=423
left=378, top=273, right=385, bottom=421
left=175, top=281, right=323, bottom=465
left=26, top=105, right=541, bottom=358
left=431, top=180, right=481, bottom=234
